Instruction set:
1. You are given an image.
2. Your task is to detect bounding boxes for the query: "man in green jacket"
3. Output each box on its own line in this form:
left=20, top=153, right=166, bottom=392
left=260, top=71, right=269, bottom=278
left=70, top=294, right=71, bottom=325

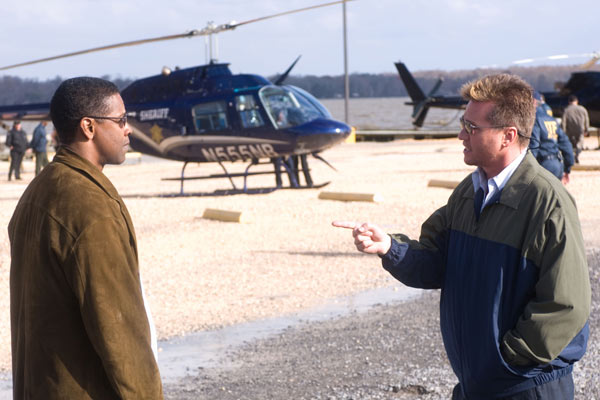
left=334, top=74, right=590, bottom=399
left=9, top=77, right=163, bottom=399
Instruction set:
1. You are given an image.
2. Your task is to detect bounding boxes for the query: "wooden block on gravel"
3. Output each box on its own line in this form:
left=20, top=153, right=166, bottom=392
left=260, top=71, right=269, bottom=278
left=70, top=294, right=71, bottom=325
left=427, top=179, right=459, bottom=189
left=571, top=164, right=600, bottom=171
left=202, top=208, right=251, bottom=223
left=318, top=191, right=383, bottom=203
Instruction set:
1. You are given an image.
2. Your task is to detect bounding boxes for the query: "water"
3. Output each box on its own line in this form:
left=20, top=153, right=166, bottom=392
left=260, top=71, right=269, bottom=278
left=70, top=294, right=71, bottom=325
left=321, top=97, right=462, bottom=130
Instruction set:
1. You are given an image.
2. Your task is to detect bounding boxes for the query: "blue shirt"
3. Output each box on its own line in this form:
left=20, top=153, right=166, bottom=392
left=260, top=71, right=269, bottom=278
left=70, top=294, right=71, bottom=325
left=471, top=150, right=527, bottom=212
left=29, top=123, right=48, bottom=153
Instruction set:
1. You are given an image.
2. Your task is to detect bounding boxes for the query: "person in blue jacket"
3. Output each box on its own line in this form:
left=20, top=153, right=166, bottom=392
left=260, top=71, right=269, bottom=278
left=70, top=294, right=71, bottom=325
left=29, top=121, right=49, bottom=175
left=537, top=93, right=553, bottom=117
left=529, top=91, right=574, bottom=184
left=333, top=74, right=590, bottom=399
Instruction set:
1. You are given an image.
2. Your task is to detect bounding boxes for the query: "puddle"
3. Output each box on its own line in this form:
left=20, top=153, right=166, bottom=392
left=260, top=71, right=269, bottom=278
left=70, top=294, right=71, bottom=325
left=0, top=284, right=422, bottom=396
left=158, top=284, right=422, bottom=384
left=0, top=373, right=9, bottom=400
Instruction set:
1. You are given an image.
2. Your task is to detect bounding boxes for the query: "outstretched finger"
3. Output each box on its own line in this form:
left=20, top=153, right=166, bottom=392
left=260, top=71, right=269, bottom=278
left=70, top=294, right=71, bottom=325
left=331, top=220, right=358, bottom=230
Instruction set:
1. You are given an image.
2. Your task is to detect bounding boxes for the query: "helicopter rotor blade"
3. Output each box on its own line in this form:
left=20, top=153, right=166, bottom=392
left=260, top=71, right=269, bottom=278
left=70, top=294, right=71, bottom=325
left=0, top=0, right=353, bottom=72
left=427, top=77, right=444, bottom=97
left=511, top=51, right=600, bottom=69
left=0, top=31, right=210, bottom=71
left=231, top=0, right=354, bottom=29
left=275, top=55, right=302, bottom=85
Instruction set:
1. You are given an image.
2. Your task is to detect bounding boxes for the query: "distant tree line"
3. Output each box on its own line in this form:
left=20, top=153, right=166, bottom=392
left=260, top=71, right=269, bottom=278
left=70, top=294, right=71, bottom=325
left=279, top=65, right=582, bottom=98
left=0, top=65, right=588, bottom=105
left=0, top=76, right=133, bottom=106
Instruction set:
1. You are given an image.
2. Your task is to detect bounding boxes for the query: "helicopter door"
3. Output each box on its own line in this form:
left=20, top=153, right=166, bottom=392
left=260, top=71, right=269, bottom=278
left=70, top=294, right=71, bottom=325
left=192, top=101, right=230, bottom=134
left=235, top=95, right=265, bottom=129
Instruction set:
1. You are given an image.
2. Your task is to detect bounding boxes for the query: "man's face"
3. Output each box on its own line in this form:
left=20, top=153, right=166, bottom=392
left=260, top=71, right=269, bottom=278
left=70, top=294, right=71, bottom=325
left=93, top=93, right=131, bottom=167
left=458, top=101, right=506, bottom=175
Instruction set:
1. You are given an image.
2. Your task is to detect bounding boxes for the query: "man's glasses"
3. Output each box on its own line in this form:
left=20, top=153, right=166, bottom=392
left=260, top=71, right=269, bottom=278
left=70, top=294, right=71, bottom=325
left=86, top=114, right=128, bottom=128
left=459, top=116, right=506, bottom=135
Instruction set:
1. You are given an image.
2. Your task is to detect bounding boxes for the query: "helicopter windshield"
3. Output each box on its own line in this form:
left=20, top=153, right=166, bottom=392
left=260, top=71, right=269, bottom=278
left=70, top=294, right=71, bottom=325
left=259, top=86, right=327, bottom=129
left=285, top=85, right=332, bottom=119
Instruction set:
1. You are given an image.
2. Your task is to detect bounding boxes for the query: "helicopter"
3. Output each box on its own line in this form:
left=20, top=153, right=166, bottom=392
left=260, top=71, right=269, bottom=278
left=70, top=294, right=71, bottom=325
left=395, top=57, right=600, bottom=129
left=0, top=1, right=354, bottom=195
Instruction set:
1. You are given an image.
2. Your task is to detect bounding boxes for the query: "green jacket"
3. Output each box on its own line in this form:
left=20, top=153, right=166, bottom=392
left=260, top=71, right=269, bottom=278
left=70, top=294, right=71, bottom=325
left=9, top=147, right=163, bottom=399
left=382, top=152, right=590, bottom=397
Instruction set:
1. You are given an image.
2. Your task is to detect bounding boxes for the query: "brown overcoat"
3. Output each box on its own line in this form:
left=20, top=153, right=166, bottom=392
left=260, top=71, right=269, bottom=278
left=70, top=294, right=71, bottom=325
left=9, top=147, right=163, bottom=399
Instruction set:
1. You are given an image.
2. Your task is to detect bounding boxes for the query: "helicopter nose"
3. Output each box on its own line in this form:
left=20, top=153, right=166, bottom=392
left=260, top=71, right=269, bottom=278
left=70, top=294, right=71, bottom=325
left=286, top=118, right=352, bottom=152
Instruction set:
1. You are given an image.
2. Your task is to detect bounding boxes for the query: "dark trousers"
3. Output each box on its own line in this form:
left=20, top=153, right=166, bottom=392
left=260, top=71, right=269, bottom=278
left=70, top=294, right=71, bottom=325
left=567, top=133, right=583, bottom=162
left=8, top=150, right=25, bottom=180
left=34, top=151, right=49, bottom=175
left=451, top=373, right=574, bottom=400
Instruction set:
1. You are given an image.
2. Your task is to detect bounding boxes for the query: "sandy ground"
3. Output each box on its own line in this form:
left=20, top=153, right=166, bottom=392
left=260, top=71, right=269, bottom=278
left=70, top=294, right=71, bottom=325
left=1, top=136, right=599, bottom=382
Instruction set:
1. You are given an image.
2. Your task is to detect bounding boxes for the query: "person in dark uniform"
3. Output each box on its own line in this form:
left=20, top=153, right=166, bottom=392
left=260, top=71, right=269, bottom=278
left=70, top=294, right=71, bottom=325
left=530, top=91, right=574, bottom=185
left=538, top=93, right=553, bottom=116
left=5, top=121, right=28, bottom=181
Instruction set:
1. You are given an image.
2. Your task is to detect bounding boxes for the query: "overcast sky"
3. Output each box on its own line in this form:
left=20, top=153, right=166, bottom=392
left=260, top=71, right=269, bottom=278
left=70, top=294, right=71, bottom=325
left=1, top=0, right=599, bottom=81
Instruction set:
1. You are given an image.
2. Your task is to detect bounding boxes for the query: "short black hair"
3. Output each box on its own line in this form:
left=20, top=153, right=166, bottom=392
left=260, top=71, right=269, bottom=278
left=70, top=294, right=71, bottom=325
left=568, top=95, right=578, bottom=103
left=49, top=77, right=120, bottom=145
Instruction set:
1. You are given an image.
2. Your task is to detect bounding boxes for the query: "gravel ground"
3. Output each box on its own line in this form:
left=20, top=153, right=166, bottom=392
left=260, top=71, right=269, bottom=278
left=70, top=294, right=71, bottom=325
left=163, top=250, right=600, bottom=399
left=0, top=137, right=599, bottom=396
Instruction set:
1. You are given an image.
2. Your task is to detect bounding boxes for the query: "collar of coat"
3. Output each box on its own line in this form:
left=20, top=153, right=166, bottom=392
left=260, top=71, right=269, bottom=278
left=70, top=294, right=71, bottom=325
left=53, top=146, right=123, bottom=204
left=461, top=152, right=539, bottom=211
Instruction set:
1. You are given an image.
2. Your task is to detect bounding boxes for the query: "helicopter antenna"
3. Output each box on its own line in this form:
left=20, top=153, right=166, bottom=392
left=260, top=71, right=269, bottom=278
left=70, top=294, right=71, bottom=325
left=214, top=28, right=220, bottom=63
left=204, top=36, right=209, bottom=64
left=0, top=0, right=354, bottom=71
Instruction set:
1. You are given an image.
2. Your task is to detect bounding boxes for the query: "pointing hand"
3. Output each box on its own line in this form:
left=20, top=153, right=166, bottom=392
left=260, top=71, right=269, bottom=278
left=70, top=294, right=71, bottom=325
left=332, top=221, right=391, bottom=255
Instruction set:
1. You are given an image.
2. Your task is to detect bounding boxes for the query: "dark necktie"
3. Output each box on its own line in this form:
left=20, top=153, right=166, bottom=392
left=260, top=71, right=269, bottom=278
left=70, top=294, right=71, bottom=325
left=474, top=187, right=485, bottom=221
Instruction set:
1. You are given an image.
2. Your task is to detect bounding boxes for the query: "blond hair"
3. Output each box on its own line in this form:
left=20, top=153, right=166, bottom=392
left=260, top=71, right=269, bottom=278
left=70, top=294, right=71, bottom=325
left=460, top=74, right=535, bottom=145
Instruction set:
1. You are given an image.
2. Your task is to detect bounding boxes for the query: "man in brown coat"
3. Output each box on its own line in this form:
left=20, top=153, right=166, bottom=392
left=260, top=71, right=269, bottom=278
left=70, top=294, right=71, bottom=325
left=8, top=77, right=163, bottom=399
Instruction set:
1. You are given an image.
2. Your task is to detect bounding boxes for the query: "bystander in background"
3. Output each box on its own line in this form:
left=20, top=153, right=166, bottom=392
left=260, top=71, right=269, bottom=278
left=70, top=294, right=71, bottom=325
left=561, top=95, right=589, bottom=163
left=530, top=91, right=574, bottom=184
left=5, top=120, right=28, bottom=181
left=29, top=121, right=49, bottom=175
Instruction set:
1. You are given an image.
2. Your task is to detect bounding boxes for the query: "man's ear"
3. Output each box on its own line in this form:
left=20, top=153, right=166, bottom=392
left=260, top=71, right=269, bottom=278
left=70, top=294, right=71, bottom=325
left=79, top=117, right=95, bottom=140
left=502, top=127, right=519, bottom=147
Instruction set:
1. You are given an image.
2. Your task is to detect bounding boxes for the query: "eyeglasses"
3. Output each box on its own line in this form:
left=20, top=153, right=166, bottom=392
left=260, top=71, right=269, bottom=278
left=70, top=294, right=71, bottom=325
left=86, top=114, right=128, bottom=128
left=459, top=116, right=506, bottom=135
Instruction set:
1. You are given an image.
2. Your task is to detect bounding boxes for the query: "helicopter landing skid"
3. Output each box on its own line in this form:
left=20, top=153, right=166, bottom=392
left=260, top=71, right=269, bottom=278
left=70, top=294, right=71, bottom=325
left=162, top=156, right=324, bottom=195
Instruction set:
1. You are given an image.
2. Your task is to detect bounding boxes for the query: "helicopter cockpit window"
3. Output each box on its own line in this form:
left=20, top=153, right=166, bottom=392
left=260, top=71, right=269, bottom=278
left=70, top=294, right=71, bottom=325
left=286, top=85, right=332, bottom=119
left=235, top=95, right=264, bottom=128
left=259, top=86, right=324, bottom=129
left=192, top=101, right=229, bottom=133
